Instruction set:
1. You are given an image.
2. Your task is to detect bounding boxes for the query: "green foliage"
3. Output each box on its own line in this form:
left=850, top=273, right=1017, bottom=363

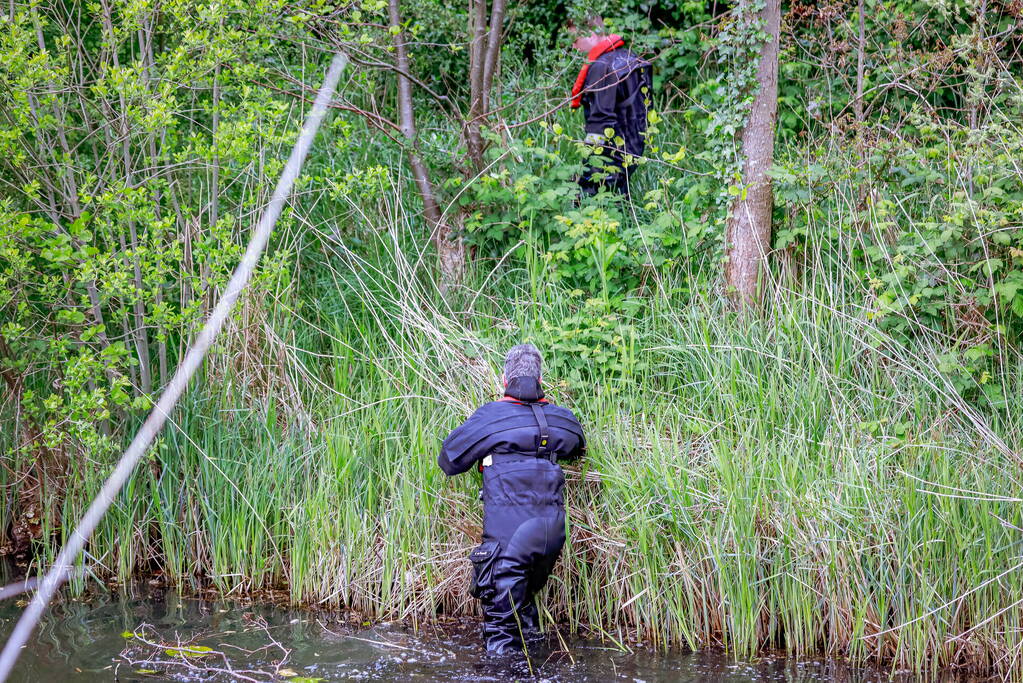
left=691, top=2, right=767, bottom=167
left=3, top=0, right=1023, bottom=676
left=0, top=0, right=341, bottom=460
left=772, top=94, right=1023, bottom=400
left=535, top=296, right=645, bottom=389
left=457, top=121, right=702, bottom=300
left=38, top=247, right=1023, bottom=676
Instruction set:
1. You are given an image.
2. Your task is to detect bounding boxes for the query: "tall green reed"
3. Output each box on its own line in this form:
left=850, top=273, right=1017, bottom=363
left=23, top=187, right=1023, bottom=678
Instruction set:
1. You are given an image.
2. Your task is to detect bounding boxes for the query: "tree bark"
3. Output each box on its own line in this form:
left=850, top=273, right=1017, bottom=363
left=481, top=0, right=506, bottom=112
left=388, top=0, right=464, bottom=290
left=724, top=0, right=781, bottom=308
left=465, top=0, right=488, bottom=171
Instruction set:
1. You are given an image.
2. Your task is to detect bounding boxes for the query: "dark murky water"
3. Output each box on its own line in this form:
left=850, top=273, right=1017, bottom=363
left=0, top=590, right=985, bottom=682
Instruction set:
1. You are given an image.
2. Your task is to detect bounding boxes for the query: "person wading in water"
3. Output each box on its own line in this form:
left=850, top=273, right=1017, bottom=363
left=568, top=16, right=653, bottom=196
left=438, top=344, right=586, bottom=655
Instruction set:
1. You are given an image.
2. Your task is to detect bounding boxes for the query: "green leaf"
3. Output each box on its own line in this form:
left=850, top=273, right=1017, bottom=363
left=1013, top=295, right=1023, bottom=318
left=982, top=258, right=1003, bottom=277
left=164, top=645, right=213, bottom=658
left=56, top=309, right=86, bottom=325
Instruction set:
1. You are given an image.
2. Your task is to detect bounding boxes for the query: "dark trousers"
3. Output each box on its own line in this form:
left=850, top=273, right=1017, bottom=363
left=579, top=147, right=635, bottom=196
left=472, top=513, right=565, bottom=654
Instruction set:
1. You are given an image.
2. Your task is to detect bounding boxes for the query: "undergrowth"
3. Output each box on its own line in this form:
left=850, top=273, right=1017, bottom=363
left=25, top=201, right=1023, bottom=677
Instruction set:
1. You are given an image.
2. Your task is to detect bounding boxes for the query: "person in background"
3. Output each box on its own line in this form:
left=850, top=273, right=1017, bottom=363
left=438, top=344, right=586, bottom=655
left=568, top=16, right=653, bottom=196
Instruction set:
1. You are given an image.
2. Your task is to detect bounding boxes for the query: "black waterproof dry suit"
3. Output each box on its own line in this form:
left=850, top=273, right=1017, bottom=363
left=580, top=47, right=653, bottom=196
left=438, top=376, right=585, bottom=654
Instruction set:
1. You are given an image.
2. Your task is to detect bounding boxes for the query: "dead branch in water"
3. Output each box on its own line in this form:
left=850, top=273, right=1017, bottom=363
left=117, top=620, right=294, bottom=682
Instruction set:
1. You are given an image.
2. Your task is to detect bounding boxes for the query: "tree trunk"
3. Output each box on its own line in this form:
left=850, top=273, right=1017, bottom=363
left=465, top=0, right=488, bottom=171
left=481, top=0, right=506, bottom=112
left=724, top=0, right=781, bottom=308
left=388, top=0, right=464, bottom=290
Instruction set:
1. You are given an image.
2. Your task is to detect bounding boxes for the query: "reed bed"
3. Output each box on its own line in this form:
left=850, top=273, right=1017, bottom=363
left=21, top=188, right=1022, bottom=679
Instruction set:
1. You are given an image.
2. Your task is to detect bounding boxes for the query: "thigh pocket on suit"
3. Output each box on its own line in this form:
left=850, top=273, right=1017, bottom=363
left=468, top=541, right=500, bottom=599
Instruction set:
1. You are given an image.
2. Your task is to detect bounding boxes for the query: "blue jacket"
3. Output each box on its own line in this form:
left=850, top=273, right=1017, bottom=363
left=438, top=377, right=585, bottom=539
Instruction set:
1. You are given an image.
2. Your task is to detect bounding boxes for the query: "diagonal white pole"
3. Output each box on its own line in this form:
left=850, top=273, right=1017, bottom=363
left=0, top=52, right=348, bottom=682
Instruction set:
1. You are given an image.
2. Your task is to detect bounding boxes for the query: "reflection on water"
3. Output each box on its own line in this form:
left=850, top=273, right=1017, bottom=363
left=0, top=590, right=986, bottom=682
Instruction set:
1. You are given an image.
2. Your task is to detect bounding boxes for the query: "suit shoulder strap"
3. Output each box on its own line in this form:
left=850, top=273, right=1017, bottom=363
left=529, top=403, right=551, bottom=460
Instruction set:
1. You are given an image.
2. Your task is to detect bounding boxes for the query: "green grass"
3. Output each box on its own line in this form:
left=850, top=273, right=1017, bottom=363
left=12, top=94, right=1023, bottom=675
left=23, top=202, right=1022, bottom=678
left=3, top=14, right=1021, bottom=678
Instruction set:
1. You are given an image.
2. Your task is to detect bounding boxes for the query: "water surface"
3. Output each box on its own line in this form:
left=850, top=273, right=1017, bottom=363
left=0, top=590, right=983, bottom=682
